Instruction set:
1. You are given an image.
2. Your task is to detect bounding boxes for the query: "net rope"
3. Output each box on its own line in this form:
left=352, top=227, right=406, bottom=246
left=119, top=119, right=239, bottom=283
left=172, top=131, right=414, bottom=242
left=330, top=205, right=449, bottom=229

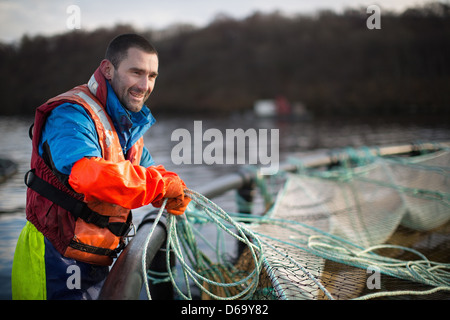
left=142, top=144, right=450, bottom=300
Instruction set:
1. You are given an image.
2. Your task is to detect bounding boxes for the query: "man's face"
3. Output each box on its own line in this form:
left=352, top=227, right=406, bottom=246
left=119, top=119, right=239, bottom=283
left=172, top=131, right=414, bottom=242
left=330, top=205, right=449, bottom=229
left=109, top=47, right=159, bottom=113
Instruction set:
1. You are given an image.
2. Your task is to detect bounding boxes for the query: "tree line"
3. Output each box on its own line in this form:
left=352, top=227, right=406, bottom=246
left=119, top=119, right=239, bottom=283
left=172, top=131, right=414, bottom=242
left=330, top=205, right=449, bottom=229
left=0, top=2, right=449, bottom=118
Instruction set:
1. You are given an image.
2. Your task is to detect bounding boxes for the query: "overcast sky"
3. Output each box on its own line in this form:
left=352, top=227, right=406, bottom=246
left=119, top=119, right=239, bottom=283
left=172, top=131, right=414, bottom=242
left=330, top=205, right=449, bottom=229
left=0, top=0, right=441, bottom=43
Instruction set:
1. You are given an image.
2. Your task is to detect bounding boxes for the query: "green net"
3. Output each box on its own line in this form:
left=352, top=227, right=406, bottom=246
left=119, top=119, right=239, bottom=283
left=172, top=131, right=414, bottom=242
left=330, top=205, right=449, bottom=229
left=147, top=144, right=450, bottom=300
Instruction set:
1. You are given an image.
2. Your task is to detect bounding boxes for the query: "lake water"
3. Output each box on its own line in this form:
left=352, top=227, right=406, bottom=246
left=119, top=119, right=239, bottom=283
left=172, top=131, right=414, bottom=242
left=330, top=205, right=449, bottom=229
left=0, top=114, right=448, bottom=299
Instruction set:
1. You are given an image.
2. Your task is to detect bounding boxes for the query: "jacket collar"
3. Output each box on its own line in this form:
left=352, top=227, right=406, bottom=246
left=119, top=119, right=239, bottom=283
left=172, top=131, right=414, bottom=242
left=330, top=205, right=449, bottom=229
left=104, top=81, right=155, bottom=132
left=87, top=67, right=108, bottom=107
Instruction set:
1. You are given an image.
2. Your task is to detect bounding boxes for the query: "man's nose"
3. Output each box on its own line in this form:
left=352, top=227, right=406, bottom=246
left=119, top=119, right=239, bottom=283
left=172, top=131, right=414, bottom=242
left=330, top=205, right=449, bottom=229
left=137, top=76, right=150, bottom=92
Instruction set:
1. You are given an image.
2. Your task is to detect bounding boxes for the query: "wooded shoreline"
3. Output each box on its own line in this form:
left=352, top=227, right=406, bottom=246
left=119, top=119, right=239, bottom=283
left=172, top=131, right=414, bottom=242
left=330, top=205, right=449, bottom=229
left=0, top=2, right=449, bottom=117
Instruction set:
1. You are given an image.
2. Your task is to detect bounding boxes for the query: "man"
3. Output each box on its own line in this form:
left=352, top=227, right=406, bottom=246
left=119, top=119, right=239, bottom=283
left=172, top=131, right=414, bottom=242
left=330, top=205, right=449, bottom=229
left=12, top=33, right=190, bottom=300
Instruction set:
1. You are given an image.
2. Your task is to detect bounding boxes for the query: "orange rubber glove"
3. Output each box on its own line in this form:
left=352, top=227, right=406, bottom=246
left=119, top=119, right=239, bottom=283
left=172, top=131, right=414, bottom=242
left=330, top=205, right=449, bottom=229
left=166, top=196, right=191, bottom=216
left=151, top=165, right=191, bottom=215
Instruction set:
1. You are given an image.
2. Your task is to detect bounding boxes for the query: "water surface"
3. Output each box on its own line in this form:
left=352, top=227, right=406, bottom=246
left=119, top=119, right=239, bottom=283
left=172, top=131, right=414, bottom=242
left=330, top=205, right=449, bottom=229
left=0, top=114, right=448, bottom=299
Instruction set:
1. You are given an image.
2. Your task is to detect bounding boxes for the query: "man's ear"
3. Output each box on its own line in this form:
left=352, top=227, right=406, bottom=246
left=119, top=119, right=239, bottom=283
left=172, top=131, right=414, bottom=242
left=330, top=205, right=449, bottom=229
left=99, top=59, right=114, bottom=80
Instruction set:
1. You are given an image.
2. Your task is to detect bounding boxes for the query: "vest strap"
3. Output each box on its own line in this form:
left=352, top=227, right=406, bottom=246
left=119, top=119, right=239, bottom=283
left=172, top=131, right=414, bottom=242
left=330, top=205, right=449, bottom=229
left=24, top=169, right=131, bottom=237
left=68, top=239, right=125, bottom=258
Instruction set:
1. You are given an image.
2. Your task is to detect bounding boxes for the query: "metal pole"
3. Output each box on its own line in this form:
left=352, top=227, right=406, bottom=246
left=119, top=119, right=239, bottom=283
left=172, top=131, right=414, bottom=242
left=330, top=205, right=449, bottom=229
left=99, top=211, right=168, bottom=300
left=196, top=142, right=450, bottom=200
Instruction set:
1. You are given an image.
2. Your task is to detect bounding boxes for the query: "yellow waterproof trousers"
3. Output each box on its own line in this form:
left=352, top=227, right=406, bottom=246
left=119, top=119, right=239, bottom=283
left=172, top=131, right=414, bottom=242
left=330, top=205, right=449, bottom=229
left=11, top=221, right=46, bottom=300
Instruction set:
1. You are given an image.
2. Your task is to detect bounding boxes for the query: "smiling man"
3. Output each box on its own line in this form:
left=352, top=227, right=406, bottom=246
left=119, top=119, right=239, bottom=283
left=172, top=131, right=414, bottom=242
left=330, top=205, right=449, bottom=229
left=12, top=34, right=190, bottom=300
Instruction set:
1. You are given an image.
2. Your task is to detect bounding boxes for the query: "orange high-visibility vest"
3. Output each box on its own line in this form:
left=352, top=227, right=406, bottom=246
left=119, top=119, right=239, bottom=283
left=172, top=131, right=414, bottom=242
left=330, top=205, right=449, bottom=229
left=26, top=74, right=144, bottom=266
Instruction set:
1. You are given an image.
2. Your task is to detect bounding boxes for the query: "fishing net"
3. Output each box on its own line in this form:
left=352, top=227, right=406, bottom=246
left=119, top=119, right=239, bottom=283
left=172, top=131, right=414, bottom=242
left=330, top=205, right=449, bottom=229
left=147, top=143, right=450, bottom=300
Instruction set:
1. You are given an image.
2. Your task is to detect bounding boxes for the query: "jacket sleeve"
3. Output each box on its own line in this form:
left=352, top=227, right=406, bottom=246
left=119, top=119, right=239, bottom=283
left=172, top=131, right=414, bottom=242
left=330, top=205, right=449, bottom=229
left=68, top=157, right=166, bottom=209
left=39, top=103, right=102, bottom=175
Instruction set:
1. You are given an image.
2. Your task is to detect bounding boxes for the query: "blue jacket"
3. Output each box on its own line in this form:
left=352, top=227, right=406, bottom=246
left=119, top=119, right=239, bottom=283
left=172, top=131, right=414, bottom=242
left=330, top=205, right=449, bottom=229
left=39, top=81, right=156, bottom=175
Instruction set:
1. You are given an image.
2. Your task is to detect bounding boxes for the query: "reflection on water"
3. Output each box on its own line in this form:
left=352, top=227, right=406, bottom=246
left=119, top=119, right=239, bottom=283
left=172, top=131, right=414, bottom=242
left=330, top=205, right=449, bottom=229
left=0, top=114, right=448, bottom=299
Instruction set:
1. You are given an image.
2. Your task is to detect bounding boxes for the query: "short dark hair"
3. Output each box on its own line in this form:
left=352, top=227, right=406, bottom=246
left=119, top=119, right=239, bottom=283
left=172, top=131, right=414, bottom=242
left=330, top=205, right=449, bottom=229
left=105, top=33, right=158, bottom=68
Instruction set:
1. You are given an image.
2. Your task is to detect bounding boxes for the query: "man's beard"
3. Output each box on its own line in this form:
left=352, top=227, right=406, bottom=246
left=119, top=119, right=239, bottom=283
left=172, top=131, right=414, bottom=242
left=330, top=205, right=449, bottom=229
left=110, top=76, right=149, bottom=112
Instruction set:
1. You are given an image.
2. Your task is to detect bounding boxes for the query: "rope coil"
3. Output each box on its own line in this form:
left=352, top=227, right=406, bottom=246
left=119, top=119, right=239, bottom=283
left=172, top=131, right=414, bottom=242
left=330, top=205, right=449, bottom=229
left=307, top=234, right=450, bottom=297
left=142, top=189, right=264, bottom=300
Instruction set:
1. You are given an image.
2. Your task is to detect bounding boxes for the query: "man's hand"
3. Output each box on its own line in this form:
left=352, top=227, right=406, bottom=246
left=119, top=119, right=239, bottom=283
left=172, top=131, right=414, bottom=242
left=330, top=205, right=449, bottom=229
left=151, top=166, right=190, bottom=215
